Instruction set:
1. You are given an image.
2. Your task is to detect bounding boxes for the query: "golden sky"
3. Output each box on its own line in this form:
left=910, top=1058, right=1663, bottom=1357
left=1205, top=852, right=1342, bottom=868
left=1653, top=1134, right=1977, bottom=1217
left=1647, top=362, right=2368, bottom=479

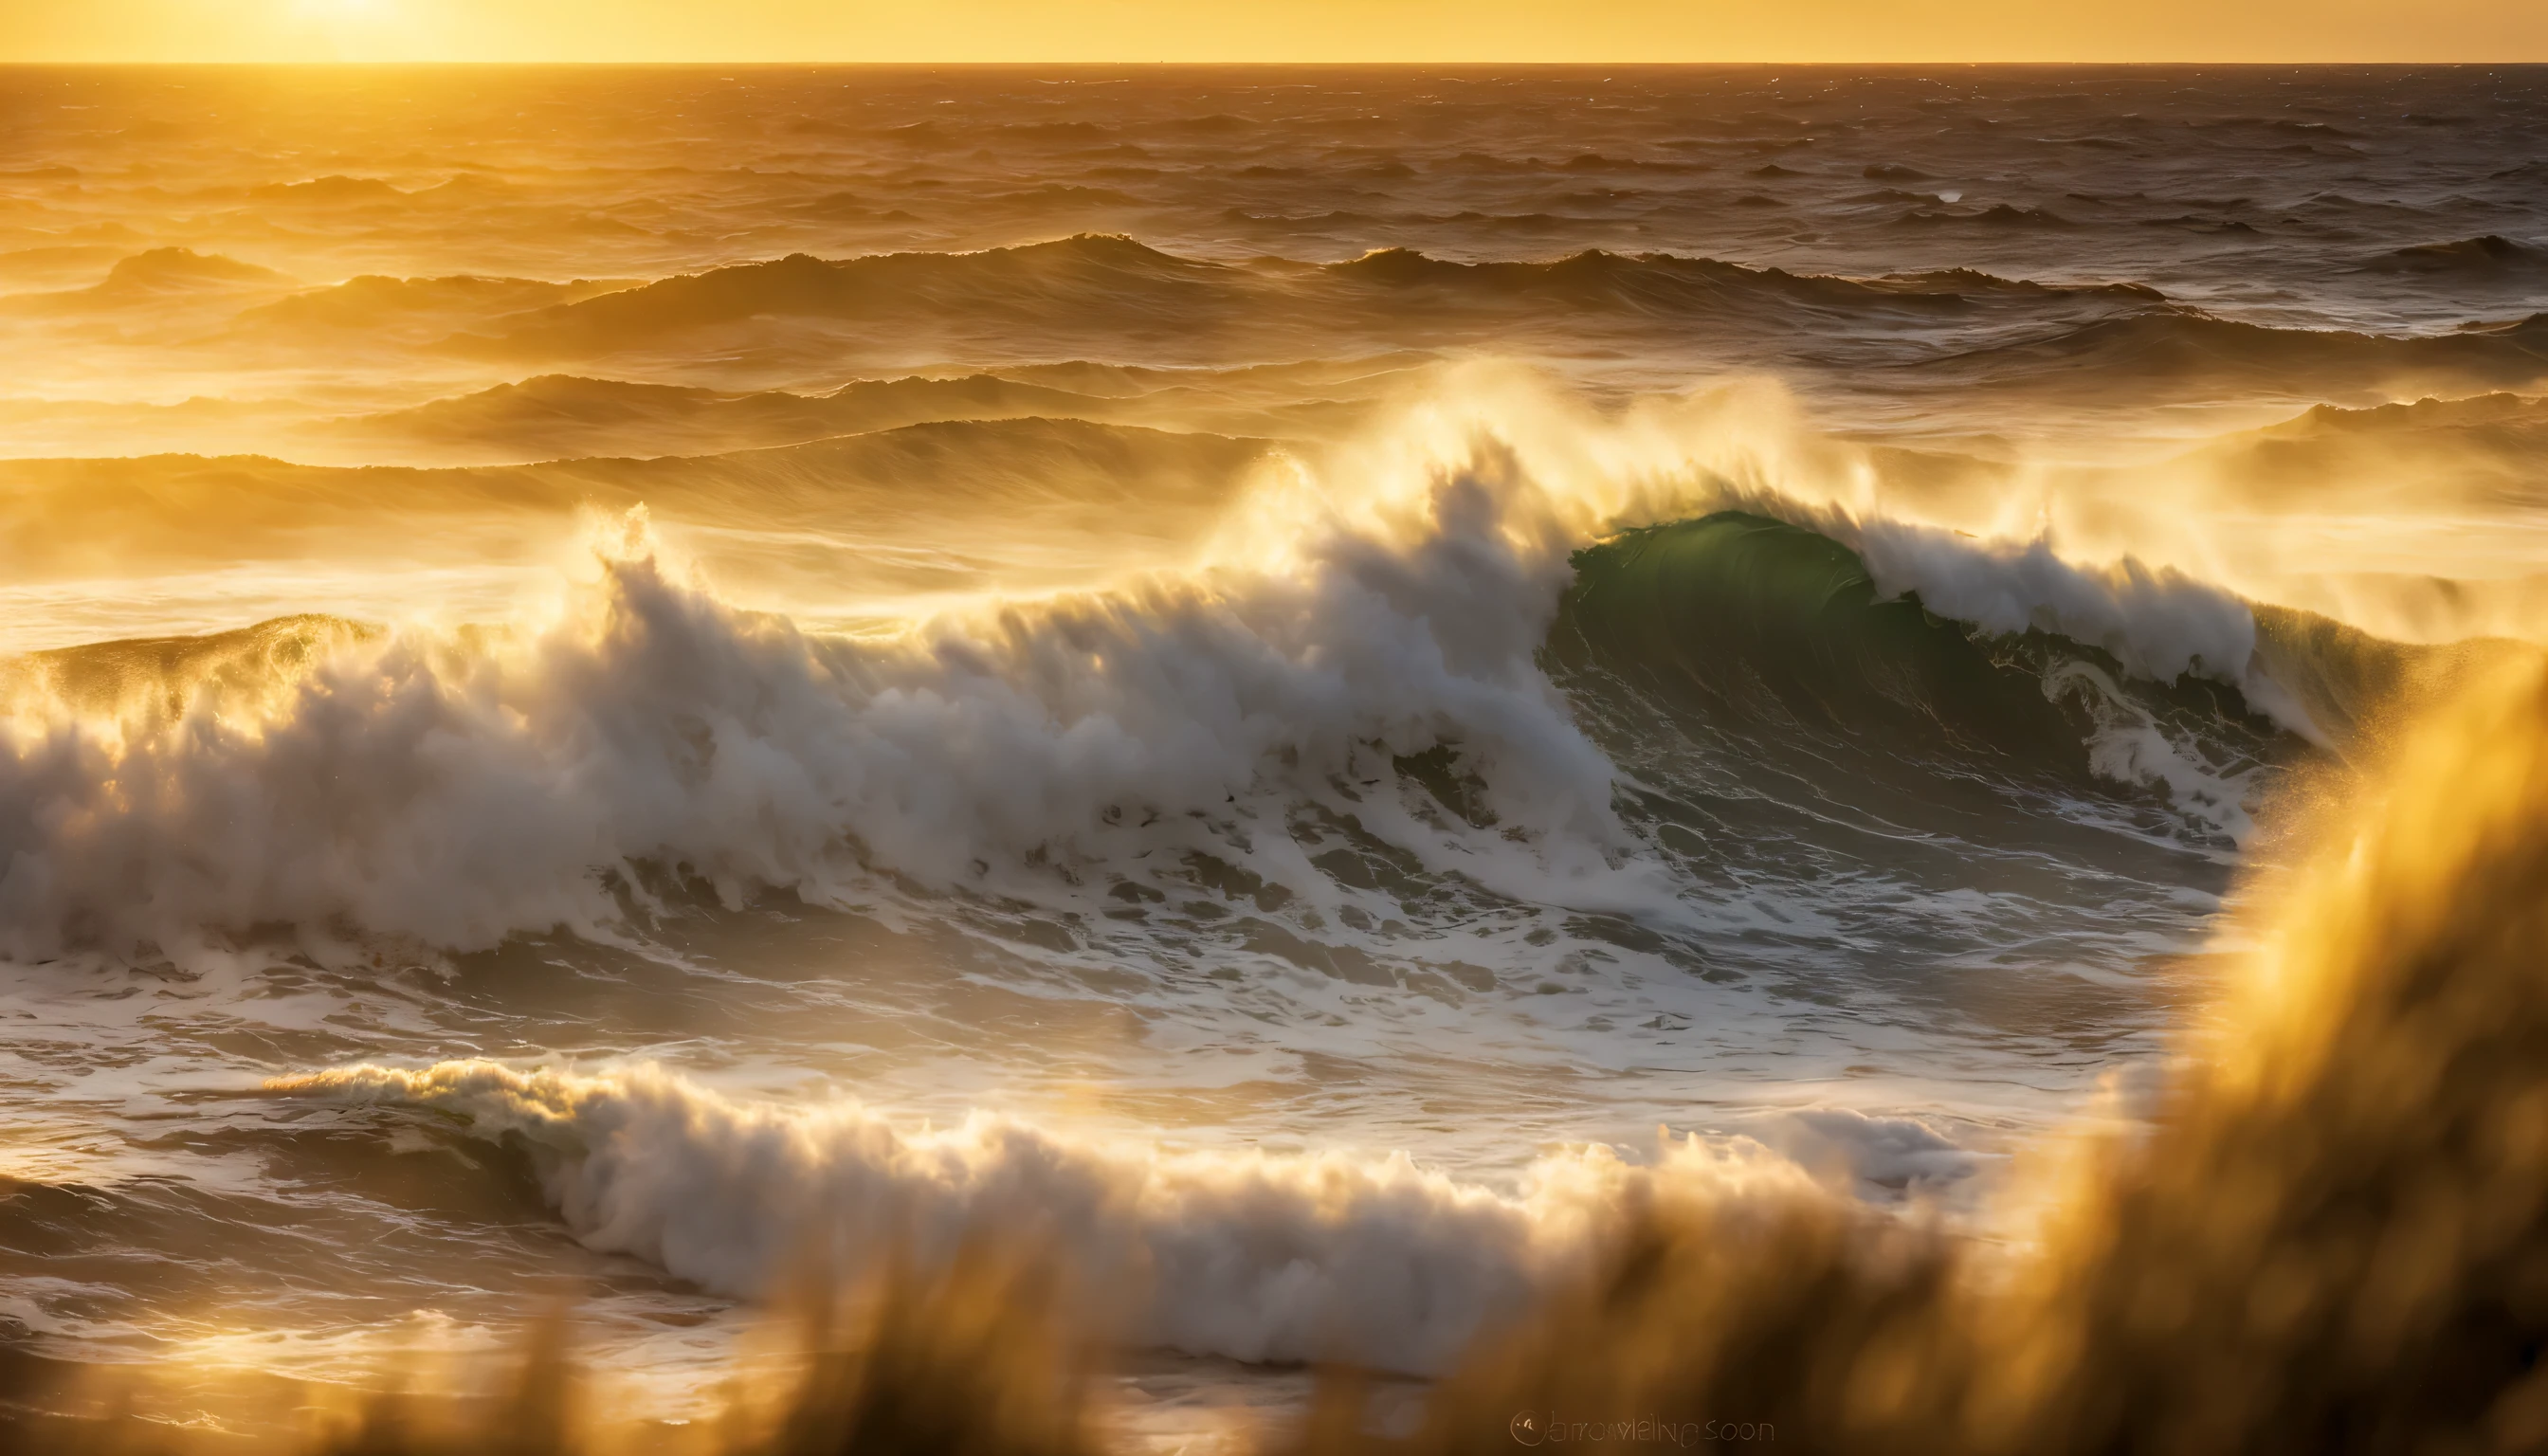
left=6, top=0, right=2546, bottom=64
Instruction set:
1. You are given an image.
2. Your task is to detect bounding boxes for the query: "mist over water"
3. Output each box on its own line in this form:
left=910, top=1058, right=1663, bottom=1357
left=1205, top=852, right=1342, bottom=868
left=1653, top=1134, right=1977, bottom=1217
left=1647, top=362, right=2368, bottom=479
left=3, top=64, right=2546, bottom=1445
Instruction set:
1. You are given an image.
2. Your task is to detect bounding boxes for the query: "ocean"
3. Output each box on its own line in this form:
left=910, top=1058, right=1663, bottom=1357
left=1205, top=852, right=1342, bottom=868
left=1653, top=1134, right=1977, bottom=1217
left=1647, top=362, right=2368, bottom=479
left=2, top=64, right=2545, bottom=1447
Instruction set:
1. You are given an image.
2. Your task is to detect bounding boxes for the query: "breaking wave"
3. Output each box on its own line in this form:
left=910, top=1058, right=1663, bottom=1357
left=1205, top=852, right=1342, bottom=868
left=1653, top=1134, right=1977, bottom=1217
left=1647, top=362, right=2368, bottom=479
left=268, top=1058, right=1814, bottom=1374
left=0, top=386, right=2336, bottom=970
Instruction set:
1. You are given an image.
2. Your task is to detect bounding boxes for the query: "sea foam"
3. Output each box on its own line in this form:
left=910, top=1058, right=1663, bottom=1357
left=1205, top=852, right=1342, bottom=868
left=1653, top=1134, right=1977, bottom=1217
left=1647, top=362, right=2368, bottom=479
left=0, top=378, right=2298, bottom=968
left=271, top=1057, right=1824, bottom=1373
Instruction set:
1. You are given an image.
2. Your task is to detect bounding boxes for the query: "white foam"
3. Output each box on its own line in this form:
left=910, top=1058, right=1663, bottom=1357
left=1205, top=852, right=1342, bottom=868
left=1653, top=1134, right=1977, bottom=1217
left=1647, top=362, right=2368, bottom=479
left=0, top=443, right=1645, bottom=966
left=275, top=1058, right=1824, bottom=1373
left=0, top=374, right=2314, bottom=967
left=2047, top=660, right=2262, bottom=843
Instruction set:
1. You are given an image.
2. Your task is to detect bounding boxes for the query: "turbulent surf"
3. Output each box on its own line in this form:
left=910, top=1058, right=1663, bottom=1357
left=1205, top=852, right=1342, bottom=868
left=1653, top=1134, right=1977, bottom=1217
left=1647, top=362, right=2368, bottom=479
left=2, top=64, right=2545, bottom=1450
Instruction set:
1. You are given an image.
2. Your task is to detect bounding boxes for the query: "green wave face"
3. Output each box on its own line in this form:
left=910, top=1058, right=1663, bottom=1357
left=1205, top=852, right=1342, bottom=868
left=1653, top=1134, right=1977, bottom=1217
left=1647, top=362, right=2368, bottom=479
left=1540, top=512, right=2309, bottom=1014
left=1557, top=513, right=2096, bottom=771
left=1554, top=511, right=2309, bottom=792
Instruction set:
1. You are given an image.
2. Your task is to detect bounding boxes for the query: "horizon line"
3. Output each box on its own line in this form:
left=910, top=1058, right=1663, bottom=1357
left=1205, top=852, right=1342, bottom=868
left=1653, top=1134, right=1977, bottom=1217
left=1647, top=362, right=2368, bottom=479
left=7, top=58, right=2548, bottom=67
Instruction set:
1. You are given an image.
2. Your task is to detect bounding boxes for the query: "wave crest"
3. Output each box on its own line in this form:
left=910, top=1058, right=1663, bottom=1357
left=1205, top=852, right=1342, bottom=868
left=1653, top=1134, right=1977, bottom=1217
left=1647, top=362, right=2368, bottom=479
left=0, top=378, right=2329, bottom=968
left=268, top=1057, right=1820, bottom=1373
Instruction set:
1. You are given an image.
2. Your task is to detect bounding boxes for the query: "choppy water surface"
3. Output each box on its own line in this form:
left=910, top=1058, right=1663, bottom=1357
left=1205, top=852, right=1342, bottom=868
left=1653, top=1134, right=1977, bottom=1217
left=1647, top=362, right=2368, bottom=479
left=2, top=64, right=2545, bottom=1444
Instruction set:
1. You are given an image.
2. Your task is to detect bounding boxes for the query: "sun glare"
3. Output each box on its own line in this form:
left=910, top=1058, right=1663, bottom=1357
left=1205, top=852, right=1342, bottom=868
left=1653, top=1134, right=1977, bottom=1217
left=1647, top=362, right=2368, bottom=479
left=3, top=0, right=2545, bottom=63
left=275, top=0, right=422, bottom=62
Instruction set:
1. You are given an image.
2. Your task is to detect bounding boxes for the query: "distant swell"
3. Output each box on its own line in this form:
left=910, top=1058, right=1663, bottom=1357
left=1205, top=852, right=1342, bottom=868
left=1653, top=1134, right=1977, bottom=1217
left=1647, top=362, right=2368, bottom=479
left=2362, top=234, right=2548, bottom=278
left=451, top=233, right=2164, bottom=359
left=1929, top=309, right=2548, bottom=395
